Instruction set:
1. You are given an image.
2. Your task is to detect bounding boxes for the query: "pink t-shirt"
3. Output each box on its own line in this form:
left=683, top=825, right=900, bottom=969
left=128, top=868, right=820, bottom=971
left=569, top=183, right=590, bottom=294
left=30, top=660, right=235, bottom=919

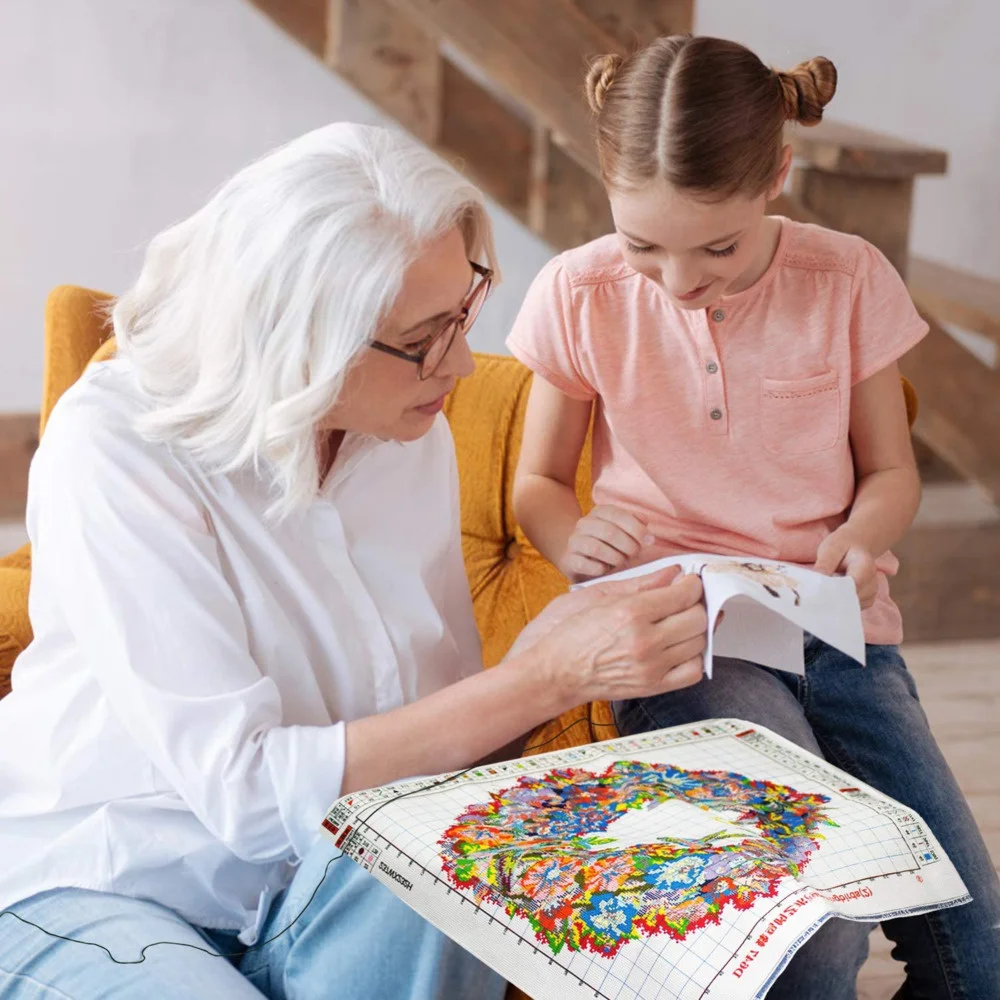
left=507, top=219, right=928, bottom=645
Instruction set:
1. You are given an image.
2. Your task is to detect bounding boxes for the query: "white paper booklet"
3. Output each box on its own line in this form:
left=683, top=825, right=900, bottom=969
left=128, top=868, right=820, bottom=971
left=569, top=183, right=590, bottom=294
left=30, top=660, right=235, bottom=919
left=574, top=553, right=866, bottom=677
left=321, top=720, right=968, bottom=1000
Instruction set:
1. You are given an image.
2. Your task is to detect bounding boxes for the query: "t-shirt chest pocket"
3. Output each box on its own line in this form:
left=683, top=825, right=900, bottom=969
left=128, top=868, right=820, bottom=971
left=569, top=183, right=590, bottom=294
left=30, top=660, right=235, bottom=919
left=760, top=371, right=842, bottom=455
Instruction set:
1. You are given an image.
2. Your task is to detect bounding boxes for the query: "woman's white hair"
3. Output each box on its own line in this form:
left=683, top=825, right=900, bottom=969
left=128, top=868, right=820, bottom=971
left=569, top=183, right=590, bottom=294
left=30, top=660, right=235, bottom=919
left=113, top=122, right=498, bottom=519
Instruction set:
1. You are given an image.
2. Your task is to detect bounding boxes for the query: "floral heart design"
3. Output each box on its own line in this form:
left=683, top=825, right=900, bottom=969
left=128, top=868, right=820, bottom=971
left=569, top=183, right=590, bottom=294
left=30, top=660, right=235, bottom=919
left=439, top=761, right=834, bottom=956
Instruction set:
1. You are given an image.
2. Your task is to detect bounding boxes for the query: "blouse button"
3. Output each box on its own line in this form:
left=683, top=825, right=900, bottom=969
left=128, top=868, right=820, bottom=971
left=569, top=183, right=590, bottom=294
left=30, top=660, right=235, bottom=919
left=706, top=361, right=719, bottom=374
left=710, top=408, right=724, bottom=421
left=711, top=308, right=726, bottom=322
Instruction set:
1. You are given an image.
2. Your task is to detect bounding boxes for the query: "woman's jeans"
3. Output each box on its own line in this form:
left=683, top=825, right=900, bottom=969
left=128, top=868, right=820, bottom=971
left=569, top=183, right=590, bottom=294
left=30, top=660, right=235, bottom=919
left=0, top=838, right=506, bottom=999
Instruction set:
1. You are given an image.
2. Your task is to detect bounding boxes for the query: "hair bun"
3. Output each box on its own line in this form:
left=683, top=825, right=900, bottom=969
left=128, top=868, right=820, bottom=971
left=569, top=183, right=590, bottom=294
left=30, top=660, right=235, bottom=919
left=586, top=53, right=624, bottom=113
left=776, top=56, right=837, bottom=126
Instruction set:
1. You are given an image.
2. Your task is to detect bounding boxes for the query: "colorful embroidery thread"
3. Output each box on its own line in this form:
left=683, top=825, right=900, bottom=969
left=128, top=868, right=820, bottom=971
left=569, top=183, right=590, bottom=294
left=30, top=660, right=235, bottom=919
left=439, top=761, right=834, bottom=957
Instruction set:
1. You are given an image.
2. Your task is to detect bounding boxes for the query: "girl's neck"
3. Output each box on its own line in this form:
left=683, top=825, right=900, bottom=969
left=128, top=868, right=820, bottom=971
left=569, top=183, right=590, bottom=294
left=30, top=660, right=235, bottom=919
left=722, top=215, right=783, bottom=298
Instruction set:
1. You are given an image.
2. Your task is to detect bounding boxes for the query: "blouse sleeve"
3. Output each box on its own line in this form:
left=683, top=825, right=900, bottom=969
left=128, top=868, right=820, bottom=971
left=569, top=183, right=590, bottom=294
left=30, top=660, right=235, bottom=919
left=849, top=241, right=929, bottom=385
left=27, top=396, right=344, bottom=864
left=506, top=257, right=596, bottom=400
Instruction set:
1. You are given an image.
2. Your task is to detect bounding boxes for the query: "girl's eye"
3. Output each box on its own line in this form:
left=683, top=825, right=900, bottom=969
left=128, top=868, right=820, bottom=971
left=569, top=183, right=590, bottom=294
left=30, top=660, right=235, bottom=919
left=625, top=240, right=655, bottom=255
left=706, top=242, right=738, bottom=258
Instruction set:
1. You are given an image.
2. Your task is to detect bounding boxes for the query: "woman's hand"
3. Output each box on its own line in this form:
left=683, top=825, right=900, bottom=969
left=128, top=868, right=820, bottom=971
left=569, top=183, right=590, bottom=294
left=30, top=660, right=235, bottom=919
left=522, top=567, right=707, bottom=705
left=559, top=505, right=651, bottom=581
left=815, top=527, right=878, bottom=609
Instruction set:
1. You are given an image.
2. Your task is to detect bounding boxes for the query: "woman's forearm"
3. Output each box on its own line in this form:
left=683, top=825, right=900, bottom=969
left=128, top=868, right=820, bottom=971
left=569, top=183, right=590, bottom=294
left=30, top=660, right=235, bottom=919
left=341, top=646, right=569, bottom=795
left=513, top=472, right=582, bottom=570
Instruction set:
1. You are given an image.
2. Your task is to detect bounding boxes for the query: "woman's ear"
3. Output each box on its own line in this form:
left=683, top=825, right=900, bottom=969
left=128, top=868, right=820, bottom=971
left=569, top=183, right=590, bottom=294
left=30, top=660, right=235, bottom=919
left=767, top=144, right=794, bottom=201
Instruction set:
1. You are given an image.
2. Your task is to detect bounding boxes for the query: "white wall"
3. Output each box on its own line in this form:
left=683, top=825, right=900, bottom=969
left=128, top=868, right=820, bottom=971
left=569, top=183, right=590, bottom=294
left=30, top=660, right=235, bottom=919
left=0, top=0, right=553, bottom=413
left=697, top=0, right=1000, bottom=282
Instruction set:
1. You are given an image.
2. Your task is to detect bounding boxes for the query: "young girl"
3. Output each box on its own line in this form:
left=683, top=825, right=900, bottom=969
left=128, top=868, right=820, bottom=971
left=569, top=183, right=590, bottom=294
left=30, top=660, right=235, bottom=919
left=508, top=35, right=999, bottom=1000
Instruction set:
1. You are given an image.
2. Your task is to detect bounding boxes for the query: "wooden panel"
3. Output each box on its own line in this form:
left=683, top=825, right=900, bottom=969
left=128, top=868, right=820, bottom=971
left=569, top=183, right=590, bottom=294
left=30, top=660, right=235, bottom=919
left=788, top=119, right=948, bottom=179
left=439, top=60, right=532, bottom=221
left=385, top=0, right=614, bottom=175
left=246, top=0, right=328, bottom=57
left=0, top=415, right=38, bottom=520
left=894, top=525, right=1000, bottom=641
left=792, top=168, right=913, bottom=277
left=901, top=314, right=1000, bottom=506
left=909, top=256, right=1000, bottom=346
left=543, top=142, right=615, bottom=250
left=327, top=0, right=441, bottom=145
left=571, top=0, right=694, bottom=49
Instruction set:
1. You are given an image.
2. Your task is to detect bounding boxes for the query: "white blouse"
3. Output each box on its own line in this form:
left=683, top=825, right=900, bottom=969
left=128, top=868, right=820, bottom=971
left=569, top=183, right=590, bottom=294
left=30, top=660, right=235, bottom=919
left=0, top=359, right=482, bottom=939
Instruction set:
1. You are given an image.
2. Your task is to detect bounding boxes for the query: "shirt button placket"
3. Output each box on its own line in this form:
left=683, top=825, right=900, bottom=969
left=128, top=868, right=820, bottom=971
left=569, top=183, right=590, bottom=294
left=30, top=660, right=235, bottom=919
left=705, top=308, right=728, bottom=433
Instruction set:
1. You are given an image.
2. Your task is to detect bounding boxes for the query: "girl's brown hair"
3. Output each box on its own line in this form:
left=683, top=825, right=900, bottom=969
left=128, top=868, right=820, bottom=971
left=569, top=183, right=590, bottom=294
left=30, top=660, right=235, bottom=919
left=585, top=36, right=837, bottom=198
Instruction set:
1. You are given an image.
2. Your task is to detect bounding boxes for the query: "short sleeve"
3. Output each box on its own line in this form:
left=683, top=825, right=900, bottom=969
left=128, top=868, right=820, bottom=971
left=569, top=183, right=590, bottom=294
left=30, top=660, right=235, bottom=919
left=506, top=258, right=596, bottom=400
left=849, top=242, right=929, bottom=385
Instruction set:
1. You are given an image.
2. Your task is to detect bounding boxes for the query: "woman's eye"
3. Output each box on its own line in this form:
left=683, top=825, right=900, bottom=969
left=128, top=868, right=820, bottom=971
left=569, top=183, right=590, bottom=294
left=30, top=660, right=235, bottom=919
left=706, top=242, right=738, bottom=258
left=625, top=240, right=654, bottom=255
left=403, top=336, right=433, bottom=353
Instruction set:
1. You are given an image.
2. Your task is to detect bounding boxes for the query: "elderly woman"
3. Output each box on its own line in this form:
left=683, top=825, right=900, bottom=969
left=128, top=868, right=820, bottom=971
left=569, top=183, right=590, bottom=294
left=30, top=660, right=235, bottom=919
left=0, top=125, right=707, bottom=1000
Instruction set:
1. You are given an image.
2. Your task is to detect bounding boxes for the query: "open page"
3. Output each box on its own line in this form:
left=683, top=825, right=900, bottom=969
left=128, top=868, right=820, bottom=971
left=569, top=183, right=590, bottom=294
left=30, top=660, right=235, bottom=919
left=321, top=720, right=967, bottom=1000
left=574, top=554, right=866, bottom=677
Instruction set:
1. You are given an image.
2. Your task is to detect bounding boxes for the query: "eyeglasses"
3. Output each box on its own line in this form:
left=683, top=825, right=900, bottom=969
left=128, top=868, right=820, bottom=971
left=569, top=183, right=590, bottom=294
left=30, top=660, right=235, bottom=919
left=369, top=261, right=493, bottom=380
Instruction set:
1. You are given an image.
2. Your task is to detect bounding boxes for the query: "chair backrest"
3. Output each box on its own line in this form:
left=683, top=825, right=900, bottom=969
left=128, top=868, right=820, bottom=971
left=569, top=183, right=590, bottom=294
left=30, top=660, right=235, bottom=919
left=40, top=286, right=115, bottom=436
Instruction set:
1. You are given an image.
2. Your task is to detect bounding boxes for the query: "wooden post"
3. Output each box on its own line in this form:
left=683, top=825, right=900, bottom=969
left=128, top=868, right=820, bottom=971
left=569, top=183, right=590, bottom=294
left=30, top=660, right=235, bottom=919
left=327, top=0, right=442, bottom=147
left=571, top=0, right=694, bottom=48
left=787, top=120, right=947, bottom=279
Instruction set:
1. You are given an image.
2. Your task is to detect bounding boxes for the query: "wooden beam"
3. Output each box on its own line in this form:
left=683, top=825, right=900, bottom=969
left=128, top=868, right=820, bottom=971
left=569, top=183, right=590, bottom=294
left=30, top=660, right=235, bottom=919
left=571, top=0, right=694, bottom=49
left=327, top=0, right=441, bottom=146
left=246, top=0, right=328, bottom=57
left=438, top=60, right=533, bottom=222
left=901, top=313, right=1000, bottom=506
left=909, top=256, right=1000, bottom=346
left=792, top=168, right=914, bottom=277
left=788, top=120, right=948, bottom=180
left=384, top=0, right=615, bottom=175
left=0, top=414, right=38, bottom=520
left=894, top=524, right=1000, bottom=642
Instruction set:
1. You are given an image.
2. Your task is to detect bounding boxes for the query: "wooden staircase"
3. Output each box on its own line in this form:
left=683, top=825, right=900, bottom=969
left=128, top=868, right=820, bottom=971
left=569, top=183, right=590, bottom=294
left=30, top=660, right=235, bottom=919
left=247, top=0, right=1000, bottom=640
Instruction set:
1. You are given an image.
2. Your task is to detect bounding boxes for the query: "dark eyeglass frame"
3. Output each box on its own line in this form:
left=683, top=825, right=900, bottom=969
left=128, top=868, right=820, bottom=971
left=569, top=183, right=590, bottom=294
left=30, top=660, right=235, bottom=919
left=370, top=261, right=493, bottom=380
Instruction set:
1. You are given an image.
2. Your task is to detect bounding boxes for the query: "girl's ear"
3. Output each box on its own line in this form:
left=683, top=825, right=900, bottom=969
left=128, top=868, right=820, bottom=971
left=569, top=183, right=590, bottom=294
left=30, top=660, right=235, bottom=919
left=767, top=144, right=794, bottom=202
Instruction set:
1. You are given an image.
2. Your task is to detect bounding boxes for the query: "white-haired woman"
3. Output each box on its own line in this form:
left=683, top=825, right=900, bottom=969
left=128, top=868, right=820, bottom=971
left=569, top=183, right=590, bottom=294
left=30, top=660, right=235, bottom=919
left=0, top=124, right=707, bottom=999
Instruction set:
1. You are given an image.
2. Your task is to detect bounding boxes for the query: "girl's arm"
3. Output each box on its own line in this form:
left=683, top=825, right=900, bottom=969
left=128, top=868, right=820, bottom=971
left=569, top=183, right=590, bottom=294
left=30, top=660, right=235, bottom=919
left=815, top=362, right=921, bottom=604
left=514, top=378, right=648, bottom=579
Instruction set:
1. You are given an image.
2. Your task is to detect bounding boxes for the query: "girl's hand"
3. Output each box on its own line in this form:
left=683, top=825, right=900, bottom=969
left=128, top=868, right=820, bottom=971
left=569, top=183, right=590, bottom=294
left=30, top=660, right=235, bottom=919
left=529, top=568, right=707, bottom=704
left=815, top=528, right=878, bottom=609
left=560, top=505, right=650, bottom=581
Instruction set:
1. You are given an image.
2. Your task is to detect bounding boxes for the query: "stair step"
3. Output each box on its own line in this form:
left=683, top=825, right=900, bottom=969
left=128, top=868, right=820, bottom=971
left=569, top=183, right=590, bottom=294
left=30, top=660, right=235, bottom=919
left=909, top=256, right=1000, bottom=346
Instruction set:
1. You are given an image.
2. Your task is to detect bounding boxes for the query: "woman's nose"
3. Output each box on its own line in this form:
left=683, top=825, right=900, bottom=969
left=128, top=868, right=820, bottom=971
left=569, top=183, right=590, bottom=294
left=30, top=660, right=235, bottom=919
left=438, top=329, right=476, bottom=379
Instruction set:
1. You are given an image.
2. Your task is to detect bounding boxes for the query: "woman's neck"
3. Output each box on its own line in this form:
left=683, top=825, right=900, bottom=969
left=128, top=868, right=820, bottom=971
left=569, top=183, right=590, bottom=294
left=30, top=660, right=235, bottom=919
left=317, top=429, right=346, bottom=485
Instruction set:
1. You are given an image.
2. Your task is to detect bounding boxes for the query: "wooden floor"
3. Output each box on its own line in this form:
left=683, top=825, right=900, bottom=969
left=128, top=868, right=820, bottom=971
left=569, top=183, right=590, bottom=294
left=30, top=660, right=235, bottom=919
left=0, top=519, right=997, bottom=995
left=857, top=640, right=999, bottom=998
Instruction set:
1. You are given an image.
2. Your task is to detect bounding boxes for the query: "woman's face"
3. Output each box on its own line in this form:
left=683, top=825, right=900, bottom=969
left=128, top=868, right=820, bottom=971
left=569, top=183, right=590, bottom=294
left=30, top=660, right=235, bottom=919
left=324, top=226, right=479, bottom=442
left=607, top=150, right=790, bottom=311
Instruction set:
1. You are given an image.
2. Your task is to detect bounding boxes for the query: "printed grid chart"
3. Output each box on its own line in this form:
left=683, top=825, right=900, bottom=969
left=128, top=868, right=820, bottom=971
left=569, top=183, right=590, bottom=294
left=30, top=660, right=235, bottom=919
left=321, top=720, right=968, bottom=1000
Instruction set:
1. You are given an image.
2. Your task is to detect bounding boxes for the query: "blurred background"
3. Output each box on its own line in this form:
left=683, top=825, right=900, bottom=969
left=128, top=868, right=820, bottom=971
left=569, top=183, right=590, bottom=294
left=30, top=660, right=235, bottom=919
left=0, top=3, right=996, bottom=994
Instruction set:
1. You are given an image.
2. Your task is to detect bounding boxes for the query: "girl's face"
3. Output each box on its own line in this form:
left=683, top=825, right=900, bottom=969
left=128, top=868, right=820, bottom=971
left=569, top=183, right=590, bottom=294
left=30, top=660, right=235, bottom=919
left=607, top=148, right=790, bottom=311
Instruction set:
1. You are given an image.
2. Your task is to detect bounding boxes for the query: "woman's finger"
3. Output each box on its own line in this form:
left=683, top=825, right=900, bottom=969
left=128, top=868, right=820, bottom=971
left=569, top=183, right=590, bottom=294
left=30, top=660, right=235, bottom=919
left=625, top=572, right=704, bottom=624
left=587, top=565, right=682, bottom=600
left=650, top=600, right=709, bottom=650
